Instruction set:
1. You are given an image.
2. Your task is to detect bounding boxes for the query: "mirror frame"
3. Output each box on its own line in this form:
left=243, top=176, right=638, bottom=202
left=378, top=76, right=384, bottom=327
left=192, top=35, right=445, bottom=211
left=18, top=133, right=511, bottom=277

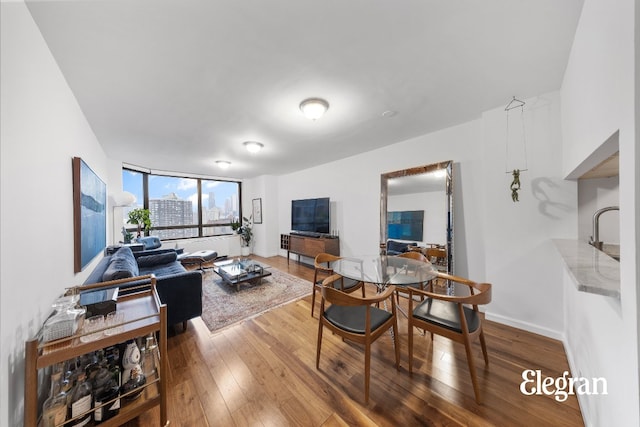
left=380, top=160, right=454, bottom=274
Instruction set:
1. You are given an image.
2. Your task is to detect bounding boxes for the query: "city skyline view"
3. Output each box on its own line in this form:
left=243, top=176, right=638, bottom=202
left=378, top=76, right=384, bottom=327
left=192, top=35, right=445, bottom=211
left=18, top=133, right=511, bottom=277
left=122, top=170, right=241, bottom=238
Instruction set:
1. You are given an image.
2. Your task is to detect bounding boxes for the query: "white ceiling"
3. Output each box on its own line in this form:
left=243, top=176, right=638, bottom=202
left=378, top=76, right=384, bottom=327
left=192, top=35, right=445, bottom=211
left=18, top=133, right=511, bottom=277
left=25, top=0, right=584, bottom=179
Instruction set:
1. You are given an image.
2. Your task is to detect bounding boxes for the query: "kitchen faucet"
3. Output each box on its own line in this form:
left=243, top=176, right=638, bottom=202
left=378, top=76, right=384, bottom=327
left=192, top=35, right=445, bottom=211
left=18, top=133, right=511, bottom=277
left=589, top=206, right=619, bottom=250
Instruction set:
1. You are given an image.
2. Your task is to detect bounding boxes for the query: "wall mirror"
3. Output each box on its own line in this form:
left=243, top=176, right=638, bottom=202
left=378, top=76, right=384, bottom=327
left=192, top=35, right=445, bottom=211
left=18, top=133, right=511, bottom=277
left=380, top=160, right=453, bottom=275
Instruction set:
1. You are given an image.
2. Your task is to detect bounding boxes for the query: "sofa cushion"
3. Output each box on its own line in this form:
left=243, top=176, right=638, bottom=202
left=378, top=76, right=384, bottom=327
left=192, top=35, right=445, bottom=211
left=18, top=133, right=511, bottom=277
left=102, top=247, right=139, bottom=281
left=138, top=262, right=186, bottom=277
left=137, top=251, right=178, bottom=268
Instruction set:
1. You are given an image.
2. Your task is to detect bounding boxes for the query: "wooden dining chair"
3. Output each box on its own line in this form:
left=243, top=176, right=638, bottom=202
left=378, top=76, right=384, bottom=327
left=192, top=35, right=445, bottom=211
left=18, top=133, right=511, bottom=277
left=316, top=274, right=400, bottom=404
left=407, top=272, right=492, bottom=404
left=311, top=253, right=365, bottom=317
left=394, top=251, right=432, bottom=303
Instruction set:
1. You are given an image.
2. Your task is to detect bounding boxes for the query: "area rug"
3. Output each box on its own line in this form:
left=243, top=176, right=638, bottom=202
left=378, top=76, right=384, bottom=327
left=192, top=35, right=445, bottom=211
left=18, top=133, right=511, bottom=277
left=200, top=266, right=311, bottom=333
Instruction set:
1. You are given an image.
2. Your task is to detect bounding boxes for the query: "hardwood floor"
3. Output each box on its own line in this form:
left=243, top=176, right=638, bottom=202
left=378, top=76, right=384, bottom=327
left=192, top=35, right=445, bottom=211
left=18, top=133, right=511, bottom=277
left=125, top=255, right=584, bottom=426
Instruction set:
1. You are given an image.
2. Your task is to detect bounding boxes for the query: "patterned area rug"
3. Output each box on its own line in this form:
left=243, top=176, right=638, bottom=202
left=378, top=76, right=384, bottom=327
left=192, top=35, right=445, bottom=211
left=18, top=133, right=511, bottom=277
left=201, top=266, right=311, bottom=333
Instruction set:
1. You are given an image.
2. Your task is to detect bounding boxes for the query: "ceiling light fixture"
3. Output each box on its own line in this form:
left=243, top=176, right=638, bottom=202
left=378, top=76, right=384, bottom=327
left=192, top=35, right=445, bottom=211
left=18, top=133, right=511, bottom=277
left=216, top=160, right=231, bottom=169
left=433, top=169, right=446, bottom=178
left=299, top=98, right=329, bottom=120
left=243, top=141, right=264, bottom=153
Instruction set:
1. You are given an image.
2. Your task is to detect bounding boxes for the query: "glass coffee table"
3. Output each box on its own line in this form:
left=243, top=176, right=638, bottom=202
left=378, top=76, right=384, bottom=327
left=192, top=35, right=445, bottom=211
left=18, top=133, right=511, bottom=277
left=213, top=258, right=272, bottom=291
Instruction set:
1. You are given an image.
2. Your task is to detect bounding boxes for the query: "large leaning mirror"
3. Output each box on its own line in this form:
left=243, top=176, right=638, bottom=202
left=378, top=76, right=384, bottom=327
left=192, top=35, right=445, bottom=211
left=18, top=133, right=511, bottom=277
left=380, top=160, right=453, bottom=275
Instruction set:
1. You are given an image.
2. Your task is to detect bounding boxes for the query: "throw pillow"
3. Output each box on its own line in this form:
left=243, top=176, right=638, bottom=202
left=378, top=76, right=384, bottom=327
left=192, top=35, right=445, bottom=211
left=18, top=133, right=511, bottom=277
left=136, top=251, right=178, bottom=268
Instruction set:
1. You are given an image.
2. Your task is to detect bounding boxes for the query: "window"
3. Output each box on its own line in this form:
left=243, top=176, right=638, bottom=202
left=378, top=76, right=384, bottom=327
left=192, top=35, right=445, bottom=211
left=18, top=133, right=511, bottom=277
left=122, top=168, right=241, bottom=240
left=201, top=179, right=239, bottom=236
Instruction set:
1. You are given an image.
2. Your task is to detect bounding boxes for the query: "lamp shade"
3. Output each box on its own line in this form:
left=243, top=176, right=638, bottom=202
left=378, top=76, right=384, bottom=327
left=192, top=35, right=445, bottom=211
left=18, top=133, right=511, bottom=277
left=112, top=191, right=136, bottom=207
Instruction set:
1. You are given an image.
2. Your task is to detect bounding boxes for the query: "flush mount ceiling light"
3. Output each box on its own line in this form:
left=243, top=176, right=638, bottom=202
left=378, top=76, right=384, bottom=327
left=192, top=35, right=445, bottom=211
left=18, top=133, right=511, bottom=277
left=433, top=169, right=446, bottom=178
left=215, top=160, right=231, bottom=169
left=243, top=141, right=264, bottom=153
left=299, top=98, right=329, bottom=120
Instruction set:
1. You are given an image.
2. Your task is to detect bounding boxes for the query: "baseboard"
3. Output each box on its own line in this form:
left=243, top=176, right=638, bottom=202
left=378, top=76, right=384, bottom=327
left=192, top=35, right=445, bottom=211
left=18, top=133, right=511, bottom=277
left=561, top=337, right=592, bottom=427
left=485, top=312, right=564, bottom=341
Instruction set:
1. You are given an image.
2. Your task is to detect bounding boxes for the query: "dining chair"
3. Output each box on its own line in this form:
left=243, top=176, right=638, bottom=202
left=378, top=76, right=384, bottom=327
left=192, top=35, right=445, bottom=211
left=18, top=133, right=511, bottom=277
left=394, top=251, right=432, bottom=303
left=311, top=253, right=365, bottom=317
left=407, top=272, right=492, bottom=404
left=316, top=274, right=400, bottom=404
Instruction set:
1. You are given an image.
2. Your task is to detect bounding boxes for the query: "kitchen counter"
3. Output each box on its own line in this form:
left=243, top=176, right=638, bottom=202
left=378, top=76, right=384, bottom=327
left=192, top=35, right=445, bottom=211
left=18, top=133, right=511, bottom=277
left=553, top=239, right=620, bottom=298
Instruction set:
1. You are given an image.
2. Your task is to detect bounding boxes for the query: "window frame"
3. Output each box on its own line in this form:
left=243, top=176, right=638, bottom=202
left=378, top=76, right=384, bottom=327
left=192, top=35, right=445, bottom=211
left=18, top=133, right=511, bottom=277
left=122, top=167, right=242, bottom=241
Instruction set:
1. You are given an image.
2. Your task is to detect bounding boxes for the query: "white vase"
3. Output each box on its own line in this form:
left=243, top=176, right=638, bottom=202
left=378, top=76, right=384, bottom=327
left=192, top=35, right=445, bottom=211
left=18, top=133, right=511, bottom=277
left=241, top=246, right=251, bottom=257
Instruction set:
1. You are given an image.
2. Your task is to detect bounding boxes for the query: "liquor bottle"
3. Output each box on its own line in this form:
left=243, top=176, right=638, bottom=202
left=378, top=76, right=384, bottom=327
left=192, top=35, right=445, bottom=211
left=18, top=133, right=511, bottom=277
left=67, top=371, right=92, bottom=427
left=120, top=365, right=146, bottom=401
left=141, top=334, right=158, bottom=377
left=104, top=346, right=121, bottom=387
left=121, top=340, right=141, bottom=383
left=42, top=370, right=67, bottom=427
left=92, top=360, right=120, bottom=423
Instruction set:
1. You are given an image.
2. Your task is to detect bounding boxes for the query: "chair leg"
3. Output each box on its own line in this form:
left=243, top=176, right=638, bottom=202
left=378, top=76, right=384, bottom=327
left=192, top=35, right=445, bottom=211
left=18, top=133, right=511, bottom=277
left=316, top=320, right=324, bottom=369
left=479, top=329, right=489, bottom=365
left=392, top=320, right=400, bottom=370
left=311, top=285, right=317, bottom=317
left=463, top=336, right=482, bottom=404
left=364, top=344, right=371, bottom=404
left=408, top=320, right=414, bottom=374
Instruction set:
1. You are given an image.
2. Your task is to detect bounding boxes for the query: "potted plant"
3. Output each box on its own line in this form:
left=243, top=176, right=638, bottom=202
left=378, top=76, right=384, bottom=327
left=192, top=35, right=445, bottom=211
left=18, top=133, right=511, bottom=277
left=127, top=208, right=152, bottom=238
left=233, top=216, right=253, bottom=256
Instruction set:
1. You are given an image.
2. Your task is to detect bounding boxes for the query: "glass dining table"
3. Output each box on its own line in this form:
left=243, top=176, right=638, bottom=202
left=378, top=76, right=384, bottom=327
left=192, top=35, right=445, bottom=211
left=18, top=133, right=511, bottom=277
left=331, top=254, right=437, bottom=292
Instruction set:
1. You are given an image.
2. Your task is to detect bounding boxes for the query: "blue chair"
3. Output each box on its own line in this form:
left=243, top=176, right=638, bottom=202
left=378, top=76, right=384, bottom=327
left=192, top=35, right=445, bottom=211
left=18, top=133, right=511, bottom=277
left=136, top=236, right=162, bottom=251
left=386, top=240, right=417, bottom=255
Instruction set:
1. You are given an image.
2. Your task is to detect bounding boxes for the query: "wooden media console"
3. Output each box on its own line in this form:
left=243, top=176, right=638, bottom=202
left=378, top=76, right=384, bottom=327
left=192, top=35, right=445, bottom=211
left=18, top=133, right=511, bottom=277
left=281, top=234, right=339, bottom=264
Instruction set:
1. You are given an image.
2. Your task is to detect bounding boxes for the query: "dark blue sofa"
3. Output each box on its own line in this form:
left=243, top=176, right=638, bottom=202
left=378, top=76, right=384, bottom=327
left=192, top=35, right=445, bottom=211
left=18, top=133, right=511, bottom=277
left=386, top=240, right=418, bottom=256
left=84, top=247, right=202, bottom=331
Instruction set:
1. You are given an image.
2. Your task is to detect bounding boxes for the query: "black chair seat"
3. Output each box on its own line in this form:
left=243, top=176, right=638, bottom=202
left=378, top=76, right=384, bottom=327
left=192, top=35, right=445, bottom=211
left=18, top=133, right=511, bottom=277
left=412, top=297, right=480, bottom=333
left=316, top=276, right=361, bottom=291
left=324, top=305, right=392, bottom=334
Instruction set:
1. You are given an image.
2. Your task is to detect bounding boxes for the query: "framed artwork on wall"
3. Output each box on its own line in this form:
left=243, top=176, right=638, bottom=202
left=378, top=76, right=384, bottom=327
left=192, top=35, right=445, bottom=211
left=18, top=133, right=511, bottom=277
left=387, top=210, right=424, bottom=242
left=73, top=157, right=107, bottom=272
left=252, top=198, right=263, bottom=224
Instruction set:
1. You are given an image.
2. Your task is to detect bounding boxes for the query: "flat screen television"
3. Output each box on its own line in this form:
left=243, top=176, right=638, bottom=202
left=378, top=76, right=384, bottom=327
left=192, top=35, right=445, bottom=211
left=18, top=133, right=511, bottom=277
left=291, top=197, right=330, bottom=234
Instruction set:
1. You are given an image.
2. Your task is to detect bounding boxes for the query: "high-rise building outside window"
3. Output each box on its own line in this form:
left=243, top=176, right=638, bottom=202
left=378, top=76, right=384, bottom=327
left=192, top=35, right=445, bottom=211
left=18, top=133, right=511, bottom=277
left=122, top=168, right=241, bottom=240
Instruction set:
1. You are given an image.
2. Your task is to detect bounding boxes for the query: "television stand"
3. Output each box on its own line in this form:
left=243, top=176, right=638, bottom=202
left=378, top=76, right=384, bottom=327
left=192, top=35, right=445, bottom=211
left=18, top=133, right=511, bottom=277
left=281, top=234, right=339, bottom=264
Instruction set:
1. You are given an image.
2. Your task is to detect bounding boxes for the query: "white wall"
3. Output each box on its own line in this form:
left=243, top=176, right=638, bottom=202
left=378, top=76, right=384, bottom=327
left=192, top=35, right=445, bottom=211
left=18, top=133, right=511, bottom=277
left=481, top=93, right=576, bottom=337
left=243, top=175, right=280, bottom=257
left=275, top=91, right=575, bottom=339
left=276, top=119, right=486, bottom=273
left=560, top=0, right=639, bottom=425
left=387, top=191, right=447, bottom=245
left=0, top=3, right=109, bottom=426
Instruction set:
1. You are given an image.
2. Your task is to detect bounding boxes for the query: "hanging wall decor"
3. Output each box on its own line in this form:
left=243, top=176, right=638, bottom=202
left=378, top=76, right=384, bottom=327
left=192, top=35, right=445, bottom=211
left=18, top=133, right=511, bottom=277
left=504, top=96, right=528, bottom=202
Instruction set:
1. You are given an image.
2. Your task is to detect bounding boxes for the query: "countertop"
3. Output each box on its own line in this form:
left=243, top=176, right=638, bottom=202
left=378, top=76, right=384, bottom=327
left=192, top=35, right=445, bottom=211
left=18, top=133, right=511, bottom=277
left=553, top=239, right=620, bottom=298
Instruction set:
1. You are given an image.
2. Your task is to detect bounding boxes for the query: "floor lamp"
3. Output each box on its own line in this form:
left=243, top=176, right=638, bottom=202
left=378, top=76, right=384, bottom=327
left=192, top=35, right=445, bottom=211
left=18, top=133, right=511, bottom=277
left=111, top=191, right=136, bottom=245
